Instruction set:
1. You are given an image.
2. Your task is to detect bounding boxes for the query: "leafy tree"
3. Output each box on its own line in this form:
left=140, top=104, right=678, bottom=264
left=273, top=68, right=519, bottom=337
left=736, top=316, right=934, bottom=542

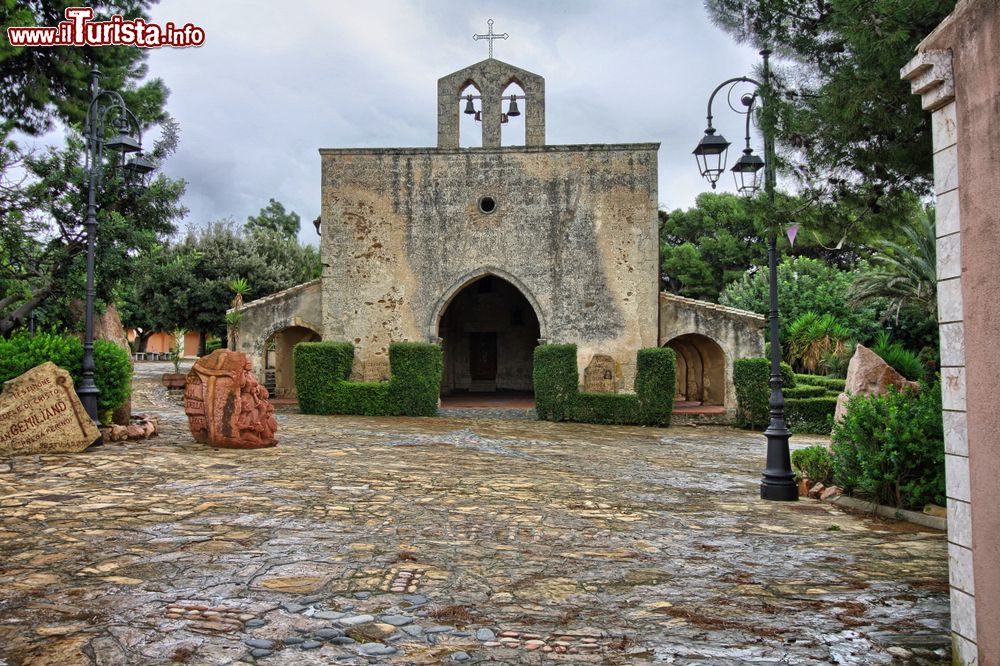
left=246, top=198, right=301, bottom=237
left=659, top=191, right=905, bottom=302
left=660, top=193, right=766, bottom=301
left=0, top=1, right=178, bottom=336
left=0, top=1, right=167, bottom=136
left=720, top=255, right=885, bottom=347
left=1, top=125, right=186, bottom=336
left=126, top=221, right=321, bottom=354
left=705, top=0, right=955, bottom=219
left=850, top=206, right=937, bottom=320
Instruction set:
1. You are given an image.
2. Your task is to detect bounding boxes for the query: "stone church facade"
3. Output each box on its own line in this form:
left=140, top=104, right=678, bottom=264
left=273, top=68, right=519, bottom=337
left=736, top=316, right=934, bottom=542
left=233, top=56, right=764, bottom=417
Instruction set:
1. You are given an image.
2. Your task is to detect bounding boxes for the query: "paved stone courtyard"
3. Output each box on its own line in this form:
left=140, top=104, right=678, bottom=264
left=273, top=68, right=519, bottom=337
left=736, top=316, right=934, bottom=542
left=0, top=363, right=950, bottom=664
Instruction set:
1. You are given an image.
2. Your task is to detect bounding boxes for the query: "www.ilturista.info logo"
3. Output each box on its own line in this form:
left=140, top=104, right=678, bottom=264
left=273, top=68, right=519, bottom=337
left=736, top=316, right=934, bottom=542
left=6, top=7, right=205, bottom=48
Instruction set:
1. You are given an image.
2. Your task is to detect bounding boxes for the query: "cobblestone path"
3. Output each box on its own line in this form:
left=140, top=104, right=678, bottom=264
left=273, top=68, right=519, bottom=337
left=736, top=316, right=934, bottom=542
left=0, top=363, right=950, bottom=664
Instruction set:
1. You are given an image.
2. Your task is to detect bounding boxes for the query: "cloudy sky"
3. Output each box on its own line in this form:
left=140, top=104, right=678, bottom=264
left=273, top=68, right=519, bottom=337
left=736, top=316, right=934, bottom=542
left=141, top=0, right=761, bottom=246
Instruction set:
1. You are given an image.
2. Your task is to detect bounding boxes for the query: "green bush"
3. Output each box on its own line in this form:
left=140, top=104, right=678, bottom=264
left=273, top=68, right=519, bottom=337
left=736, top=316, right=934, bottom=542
left=791, top=445, right=834, bottom=484
left=786, top=396, right=838, bottom=434
left=0, top=331, right=131, bottom=417
left=574, top=393, right=640, bottom=425
left=635, top=347, right=676, bottom=426
left=783, top=385, right=827, bottom=399
left=385, top=343, right=443, bottom=417
left=0, top=331, right=83, bottom=383
left=205, top=337, right=223, bottom=354
left=534, top=344, right=678, bottom=427
left=733, top=357, right=796, bottom=429
left=831, top=383, right=945, bottom=510
left=533, top=344, right=578, bottom=421
left=293, top=341, right=442, bottom=416
left=93, top=340, right=132, bottom=415
left=293, top=342, right=354, bottom=414
left=794, top=374, right=846, bottom=392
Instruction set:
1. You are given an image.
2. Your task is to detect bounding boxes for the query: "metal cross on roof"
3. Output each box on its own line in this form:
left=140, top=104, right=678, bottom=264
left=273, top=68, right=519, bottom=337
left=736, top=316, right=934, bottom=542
left=473, top=19, right=508, bottom=59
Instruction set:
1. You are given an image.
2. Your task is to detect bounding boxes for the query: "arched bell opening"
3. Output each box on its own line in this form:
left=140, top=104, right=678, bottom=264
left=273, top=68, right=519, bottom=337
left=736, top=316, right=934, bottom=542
left=459, top=81, right=483, bottom=148
left=263, top=325, right=321, bottom=399
left=664, top=333, right=726, bottom=406
left=500, top=80, right=526, bottom=146
left=436, top=274, right=540, bottom=396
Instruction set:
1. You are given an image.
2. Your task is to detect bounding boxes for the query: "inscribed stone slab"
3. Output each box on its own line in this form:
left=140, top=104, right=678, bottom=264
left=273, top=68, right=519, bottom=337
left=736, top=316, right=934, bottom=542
left=0, top=362, right=99, bottom=455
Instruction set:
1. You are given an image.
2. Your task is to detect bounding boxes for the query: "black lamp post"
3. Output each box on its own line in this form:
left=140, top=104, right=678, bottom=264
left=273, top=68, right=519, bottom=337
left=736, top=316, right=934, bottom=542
left=692, top=49, right=797, bottom=502
left=78, top=64, right=154, bottom=429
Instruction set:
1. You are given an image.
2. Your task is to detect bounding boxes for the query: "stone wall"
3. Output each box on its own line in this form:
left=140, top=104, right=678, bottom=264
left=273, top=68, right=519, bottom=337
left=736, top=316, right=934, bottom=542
left=232, top=280, right=323, bottom=383
left=658, top=292, right=766, bottom=413
left=319, top=143, right=660, bottom=392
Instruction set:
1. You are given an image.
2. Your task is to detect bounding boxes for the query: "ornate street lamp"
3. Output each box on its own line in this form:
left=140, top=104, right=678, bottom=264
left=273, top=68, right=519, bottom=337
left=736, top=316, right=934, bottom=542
left=78, top=64, right=153, bottom=429
left=692, top=49, right=798, bottom=502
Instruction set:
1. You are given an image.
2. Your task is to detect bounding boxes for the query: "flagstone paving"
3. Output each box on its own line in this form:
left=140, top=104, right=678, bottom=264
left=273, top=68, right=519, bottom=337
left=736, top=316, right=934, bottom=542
left=0, top=363, right=950, bottom=664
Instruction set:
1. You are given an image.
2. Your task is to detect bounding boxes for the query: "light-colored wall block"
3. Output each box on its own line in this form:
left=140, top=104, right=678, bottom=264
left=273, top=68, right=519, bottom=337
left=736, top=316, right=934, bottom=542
left=937, top=233, right=962, bottom=281
left=948, top=498, right=973, bottom=548
left=946, top=453, right=972, bottom=502
left=944, top=410, right=969, bottom=456
left=938, top=277, right=964, bottom=323
left=933, top=144, right=959, bottom=194
left=949, top=542, right=976, bottom=594
left=939, top=322, right=966, bottom=367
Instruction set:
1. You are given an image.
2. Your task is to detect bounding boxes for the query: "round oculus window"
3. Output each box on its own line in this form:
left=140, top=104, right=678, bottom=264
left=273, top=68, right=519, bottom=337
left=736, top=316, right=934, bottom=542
left=478, top=196, right=497, bottom=214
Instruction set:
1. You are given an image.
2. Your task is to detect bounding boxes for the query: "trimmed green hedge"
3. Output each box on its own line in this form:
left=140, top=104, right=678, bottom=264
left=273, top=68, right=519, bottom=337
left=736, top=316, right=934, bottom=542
left=533, top=344, right=578, bottom=421
left=385, top=342, right=443, bottom=417
left=733, top=357, right=796, bottom=429
left=785, top=396, right=839, bottom=434
left=783, top=385, right=828, bottom=399
left=794, top=374, right=846, bottom=392
left=635, top=347, right=676, bottom=426
left=294, top=341, right=442, bottom=416
left=533, top=344, right=676, bottom=427
left=574, top=392, right=640, bottom=425
left=0, top=331, right=132, bottom=421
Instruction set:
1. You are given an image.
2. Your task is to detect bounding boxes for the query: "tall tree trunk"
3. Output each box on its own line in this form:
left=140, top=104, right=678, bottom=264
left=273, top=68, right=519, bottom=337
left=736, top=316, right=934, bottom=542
left=198, top=330, right=207, bottom=357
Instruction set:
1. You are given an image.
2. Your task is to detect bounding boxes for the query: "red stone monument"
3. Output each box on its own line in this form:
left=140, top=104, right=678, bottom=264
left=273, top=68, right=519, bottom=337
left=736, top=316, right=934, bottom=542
left=184, top=350, right=277, bottom=448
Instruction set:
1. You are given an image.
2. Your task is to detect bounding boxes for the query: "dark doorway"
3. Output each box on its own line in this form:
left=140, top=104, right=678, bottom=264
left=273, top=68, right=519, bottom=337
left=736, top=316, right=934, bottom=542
left=437, top=275, right=540, bottom=395
left=470, top=332, right=497, bottom=380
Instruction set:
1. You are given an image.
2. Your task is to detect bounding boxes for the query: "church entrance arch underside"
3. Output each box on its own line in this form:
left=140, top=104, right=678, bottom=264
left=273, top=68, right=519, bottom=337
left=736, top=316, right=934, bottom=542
left=437, top=275, right=541, bottom=395
left=664, top=333, right=726, bottom=406
left=263, top=325, right=321, bottom=399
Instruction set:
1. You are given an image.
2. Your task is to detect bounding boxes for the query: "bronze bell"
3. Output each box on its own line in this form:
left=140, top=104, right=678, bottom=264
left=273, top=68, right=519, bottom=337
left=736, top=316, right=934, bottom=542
left=463, top=95, right=476, bottom=115
left=506, top=95, right=521, bottom=117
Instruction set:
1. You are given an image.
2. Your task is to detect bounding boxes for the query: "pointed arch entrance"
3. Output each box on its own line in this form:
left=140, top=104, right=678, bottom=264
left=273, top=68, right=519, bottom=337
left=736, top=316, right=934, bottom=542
left=664, top=333, right=726, bottom=406
left=435, top=273, right=541, bottom=395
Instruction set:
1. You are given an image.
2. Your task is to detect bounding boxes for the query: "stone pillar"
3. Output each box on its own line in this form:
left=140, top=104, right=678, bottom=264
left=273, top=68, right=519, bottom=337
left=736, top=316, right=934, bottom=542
left=902, top=48, right=975, bottom=665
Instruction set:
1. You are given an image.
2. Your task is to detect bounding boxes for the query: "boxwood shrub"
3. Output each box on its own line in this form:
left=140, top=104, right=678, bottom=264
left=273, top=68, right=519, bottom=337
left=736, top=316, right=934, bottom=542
left=533, top=344, right=578, bottom=421
left=791, top=445, right=834, bottom=484
left=385, top=342, right=443, bottom=417
left=794, top=374, right=846, bottom=392
left=733, top=357, right=796, bottom=429
left=783, top=385, right=828, bottom=399
left=574, top=393, right=640, bottom=425
left=635, top=347, right=676, bottom=427
left=533, top=344, right=676, bottom=426
left=294, top=341, right=442, bottom=416
left=0, top=331, right=132, bottom=418
left=785, top=396, right=839, bottom=434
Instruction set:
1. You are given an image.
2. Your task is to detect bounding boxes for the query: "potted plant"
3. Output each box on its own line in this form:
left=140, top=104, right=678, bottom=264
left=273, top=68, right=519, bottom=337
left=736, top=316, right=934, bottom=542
left=161, top=329, right=188, bottom=389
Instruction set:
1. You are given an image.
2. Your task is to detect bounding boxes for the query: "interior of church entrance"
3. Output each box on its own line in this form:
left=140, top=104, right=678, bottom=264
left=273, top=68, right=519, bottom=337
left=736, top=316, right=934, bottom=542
left=437, top=275, right=540, bottom=403
left=264, top=326, right=321, bottom=400
left=664, top=333, right=726, bottom=408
